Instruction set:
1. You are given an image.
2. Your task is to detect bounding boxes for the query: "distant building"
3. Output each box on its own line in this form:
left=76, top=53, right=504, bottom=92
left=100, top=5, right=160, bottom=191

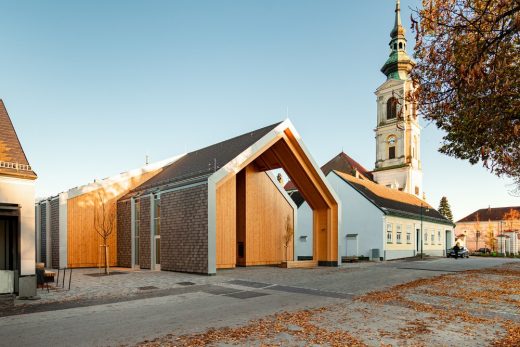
left=0, top=100, right=37, bottom=297
left=455, top=206, right=520, bottom=253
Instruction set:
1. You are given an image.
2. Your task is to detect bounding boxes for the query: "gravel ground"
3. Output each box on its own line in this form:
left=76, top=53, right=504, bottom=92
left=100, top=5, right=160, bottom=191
left=139, top=262, right=520, bottom=347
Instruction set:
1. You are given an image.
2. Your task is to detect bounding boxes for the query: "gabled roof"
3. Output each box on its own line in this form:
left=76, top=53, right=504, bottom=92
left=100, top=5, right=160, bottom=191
left=321, top=152, right=373, bottom=181
left=457, top=206, right=520, bottom=223
left=284, top=152, right=373, bottom=193
left=123, top=121, right=283, bottom=198
left=0, top=100, right=37, bottom=180
left=333, top=171, right=453, bottom=225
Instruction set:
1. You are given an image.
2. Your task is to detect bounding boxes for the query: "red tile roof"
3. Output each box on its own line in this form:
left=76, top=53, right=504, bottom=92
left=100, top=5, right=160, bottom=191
left=321, top=152, right=373, bottom=181
left=0, top=100, right=37, bottom=180
left=457, top=206, right=520, bottom=223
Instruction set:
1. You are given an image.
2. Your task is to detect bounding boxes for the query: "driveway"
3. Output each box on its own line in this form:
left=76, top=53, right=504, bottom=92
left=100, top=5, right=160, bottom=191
left=0, top=257, right=517, bottom=347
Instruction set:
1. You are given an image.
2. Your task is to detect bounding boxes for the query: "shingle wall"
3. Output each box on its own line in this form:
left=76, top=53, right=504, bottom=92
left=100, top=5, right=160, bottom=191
left=117, top=200, right=132, bottom=268
left=139, top=196, right=151, bottom=269
left=40, top=203, right=47, bottom=265
left=50, top=199, right=59, bottom=269
left=161, top=183, right=209, bottom=274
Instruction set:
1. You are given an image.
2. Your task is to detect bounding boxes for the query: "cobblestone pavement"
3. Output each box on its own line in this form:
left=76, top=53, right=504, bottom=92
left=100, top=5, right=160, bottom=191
left=22, top=267, right=220, bottom=305
left=20, top=257, right=518, bottom=305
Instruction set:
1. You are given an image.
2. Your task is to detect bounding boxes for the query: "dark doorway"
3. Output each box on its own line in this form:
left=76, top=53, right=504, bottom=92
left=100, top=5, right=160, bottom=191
left=0, top=215, right=19, bottom=272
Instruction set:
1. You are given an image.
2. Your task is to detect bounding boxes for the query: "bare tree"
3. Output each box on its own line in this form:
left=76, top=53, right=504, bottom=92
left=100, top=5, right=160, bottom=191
left=282, top=215, right=294, bottom=262
left=93, top=190, right=116, bottom=274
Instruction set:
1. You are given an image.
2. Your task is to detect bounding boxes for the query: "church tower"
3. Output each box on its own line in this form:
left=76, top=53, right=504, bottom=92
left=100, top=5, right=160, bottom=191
left=372, top=0, right=423, bottom=197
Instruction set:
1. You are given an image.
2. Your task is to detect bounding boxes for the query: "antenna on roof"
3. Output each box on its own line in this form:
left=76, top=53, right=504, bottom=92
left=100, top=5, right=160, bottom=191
left=145, top=155, right=149, bottom=165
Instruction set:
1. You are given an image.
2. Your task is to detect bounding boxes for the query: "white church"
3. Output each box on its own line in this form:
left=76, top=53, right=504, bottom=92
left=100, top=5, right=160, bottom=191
left=286, top=0, right=455, bottom=261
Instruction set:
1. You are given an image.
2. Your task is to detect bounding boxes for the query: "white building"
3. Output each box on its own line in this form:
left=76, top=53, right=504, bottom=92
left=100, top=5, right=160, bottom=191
left=289, top=156, right=454, bottom=261
left=287, top=2, right=454, bottom=261
left=0, top=100, right=37, bottom=297
left=372, top=0, right=422, bottom=197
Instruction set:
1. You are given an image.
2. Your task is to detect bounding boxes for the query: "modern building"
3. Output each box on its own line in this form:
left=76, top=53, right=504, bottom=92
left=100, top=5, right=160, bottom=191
left=35, top=157, right=175, bottom=269
left=455, top=206, right=520, bottom=253
left=0, top=100, right=37, bottom=297
left=288, top=154, right=454, bottom=260
left=117, top=120, right=340, bottom=274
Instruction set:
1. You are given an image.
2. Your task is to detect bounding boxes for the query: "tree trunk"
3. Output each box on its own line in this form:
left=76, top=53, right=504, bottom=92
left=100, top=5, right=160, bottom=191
left=104, top=243, right=109, bottom=275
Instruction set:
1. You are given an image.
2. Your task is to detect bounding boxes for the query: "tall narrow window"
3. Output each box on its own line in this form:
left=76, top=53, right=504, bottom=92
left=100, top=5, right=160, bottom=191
left=154, top=195, right=161, bottom=267
left=396, top=224, right=402, bottom=244
left=388, top=136, right=396, bottom=159
left=387, top=223, right=393, bottom=243
left=387, top=97, right=398, bottom=120
left=134, top=198, right=141, bottom=266
left=406, top=225, right=412, bottom=244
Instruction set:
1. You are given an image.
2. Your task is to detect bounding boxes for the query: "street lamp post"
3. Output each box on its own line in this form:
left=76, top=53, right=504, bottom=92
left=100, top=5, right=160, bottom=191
left=420, top=203, right=429, bottom=260
left=420, top=204, right=423, bottom=260
left=476, top=230, right=480, bottom=251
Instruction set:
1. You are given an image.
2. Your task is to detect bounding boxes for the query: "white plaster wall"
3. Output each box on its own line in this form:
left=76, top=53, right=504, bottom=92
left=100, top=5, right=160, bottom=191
left=0, top=176, right=36, bottom=275
left=294, top=201, right=313, bottom=258
left=328, top=173, right=384, bottom=258
left=384, top=214, right=453, bottom=259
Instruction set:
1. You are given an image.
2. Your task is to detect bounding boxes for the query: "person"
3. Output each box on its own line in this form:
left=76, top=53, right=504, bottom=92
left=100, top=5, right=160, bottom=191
left=453, top=243, right=460, bottom=259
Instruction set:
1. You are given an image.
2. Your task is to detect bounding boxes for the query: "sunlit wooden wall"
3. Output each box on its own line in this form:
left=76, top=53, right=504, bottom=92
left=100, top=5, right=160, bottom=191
left=67, top=171, right=159, bottom=268
left=216, top=164, right=294, bottom=269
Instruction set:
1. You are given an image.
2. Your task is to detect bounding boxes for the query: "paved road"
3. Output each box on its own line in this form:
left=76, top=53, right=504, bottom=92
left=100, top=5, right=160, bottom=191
left=0, top=257, right=516, bottom=347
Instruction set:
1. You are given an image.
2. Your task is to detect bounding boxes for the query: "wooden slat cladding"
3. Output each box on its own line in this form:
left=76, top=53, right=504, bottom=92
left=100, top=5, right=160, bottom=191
left=216, top=175, right=237, bottom=268
left=216, top=164, right=294, bottom=268
left=244, top=165, right=294, bottom=265
left=67, top=171, right=158, bottom=268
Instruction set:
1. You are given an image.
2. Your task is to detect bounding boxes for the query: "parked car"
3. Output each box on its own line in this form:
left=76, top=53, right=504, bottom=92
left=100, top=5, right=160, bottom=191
left=447, top=247, right=470, bottom=258
left=477, top=247, right=491, bottom=254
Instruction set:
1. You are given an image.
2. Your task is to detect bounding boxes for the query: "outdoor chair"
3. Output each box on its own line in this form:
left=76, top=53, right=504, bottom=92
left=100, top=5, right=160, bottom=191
left=36, top=268, right=49, bottom=292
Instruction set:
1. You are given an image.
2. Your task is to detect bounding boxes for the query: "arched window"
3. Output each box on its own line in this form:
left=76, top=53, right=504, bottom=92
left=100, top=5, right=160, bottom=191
left=399, top=42, right=403, bottom=50
left=387, top=97, right=398, bottom=120
left=388, top=135, right=396, bottom=159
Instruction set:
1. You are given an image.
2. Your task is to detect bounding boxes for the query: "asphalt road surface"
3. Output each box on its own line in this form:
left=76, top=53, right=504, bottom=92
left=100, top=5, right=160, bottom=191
left=0, top=257, right=516, bottom=347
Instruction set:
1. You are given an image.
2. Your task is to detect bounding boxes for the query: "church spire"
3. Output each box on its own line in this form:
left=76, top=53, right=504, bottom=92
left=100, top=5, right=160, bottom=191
left=391, top=0, right=405, bottom=39
left=381, top=0, right=415, bottom=80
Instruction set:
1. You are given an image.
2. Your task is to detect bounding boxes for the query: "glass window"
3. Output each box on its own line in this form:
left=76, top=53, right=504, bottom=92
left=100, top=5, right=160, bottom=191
left=432, top=231, right=435, bottom=244
left=387, top=223, right=393, bottom=243
left=437, top=230, right=441, bottom=245
left=406, top=225, right=412, bottom=244
left=424, top=231, right=428, bottom=245
left=154, top=195, right=161, bottom=236
left=134, top=199, right=141, bottom=265
left=396, top=224, right=402, bottom=244
left=388, top=136, right=397, bottom=160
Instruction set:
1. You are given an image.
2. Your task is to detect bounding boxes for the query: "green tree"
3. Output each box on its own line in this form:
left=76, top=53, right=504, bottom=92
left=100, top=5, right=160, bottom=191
left=437, top=196, right=453, bottom=222
left=411, top=0, right=520, bottom=190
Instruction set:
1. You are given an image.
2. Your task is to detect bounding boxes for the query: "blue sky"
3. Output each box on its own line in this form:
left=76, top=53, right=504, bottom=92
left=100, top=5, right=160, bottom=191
left=0, top=0, right=517, bottom=220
